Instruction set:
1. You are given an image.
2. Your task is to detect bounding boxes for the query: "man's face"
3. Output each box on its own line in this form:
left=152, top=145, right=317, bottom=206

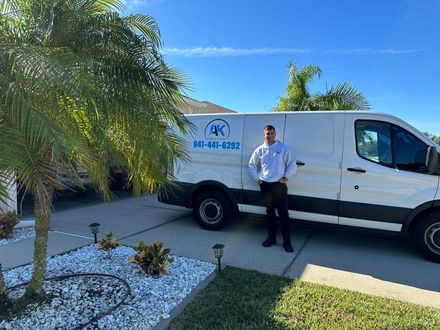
left=264, top=128, right=276, bottom=145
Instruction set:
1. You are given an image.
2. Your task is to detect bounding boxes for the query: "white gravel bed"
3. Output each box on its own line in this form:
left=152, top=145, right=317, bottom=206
left=0, top=227, right=35, bottom=246
left=1, top=244, right=216, bottom=329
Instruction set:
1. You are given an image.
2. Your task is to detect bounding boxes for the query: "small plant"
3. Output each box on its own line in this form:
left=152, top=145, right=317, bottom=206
left=0, top=211, right=19, bottom=239
left=129, top=240, right=174, bottom=277
left=98, top=232, right=119, bottom=258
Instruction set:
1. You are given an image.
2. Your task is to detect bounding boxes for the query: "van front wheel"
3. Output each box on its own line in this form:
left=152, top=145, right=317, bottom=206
left=193, top=191, right=231, bottom=231
left=413, top=212, right=440, bottom=263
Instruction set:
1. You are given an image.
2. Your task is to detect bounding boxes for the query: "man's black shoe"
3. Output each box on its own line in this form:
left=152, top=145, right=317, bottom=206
left=283, top=241, right=294, bottom=253
left=262, top=237, right=277, bottom=247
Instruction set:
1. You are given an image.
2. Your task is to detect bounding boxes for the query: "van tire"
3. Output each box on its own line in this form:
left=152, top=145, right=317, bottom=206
left=413, top=212, right=440, bottom=263
left=193, top=190, right=231, bottom=231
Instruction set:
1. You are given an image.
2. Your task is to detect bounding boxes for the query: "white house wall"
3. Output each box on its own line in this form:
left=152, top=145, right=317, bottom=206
left=0, top=173, right=17, bottom=213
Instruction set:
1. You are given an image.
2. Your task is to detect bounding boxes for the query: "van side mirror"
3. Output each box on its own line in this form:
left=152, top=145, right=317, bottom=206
left=425, top=146, right=439, bottom=174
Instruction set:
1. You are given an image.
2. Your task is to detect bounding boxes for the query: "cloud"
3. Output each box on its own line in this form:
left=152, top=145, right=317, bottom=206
left=162, top=47, right=313, bottom=57
left=162, top=46, right=424, bottom=57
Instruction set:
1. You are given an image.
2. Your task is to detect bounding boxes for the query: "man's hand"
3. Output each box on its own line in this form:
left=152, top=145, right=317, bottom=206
left=279, top=177, right=288, bottom=183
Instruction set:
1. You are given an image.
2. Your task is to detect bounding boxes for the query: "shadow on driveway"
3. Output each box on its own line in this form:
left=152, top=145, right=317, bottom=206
left=18, top=190, right=133, bottom=218
left=283, top=221, right=440, bottom=293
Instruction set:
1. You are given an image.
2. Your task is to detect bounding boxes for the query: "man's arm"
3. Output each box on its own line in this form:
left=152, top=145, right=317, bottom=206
left=248, top=149, right=260, bottom=182
left=283, top=146, right=297, bottom=179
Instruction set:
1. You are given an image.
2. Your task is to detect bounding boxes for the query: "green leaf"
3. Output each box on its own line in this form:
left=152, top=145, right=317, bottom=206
left=275, top=60, right=370, bottom=111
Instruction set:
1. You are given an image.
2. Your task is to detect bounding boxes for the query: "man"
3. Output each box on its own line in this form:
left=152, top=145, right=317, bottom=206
left=248, top=125, right=297, bottom=252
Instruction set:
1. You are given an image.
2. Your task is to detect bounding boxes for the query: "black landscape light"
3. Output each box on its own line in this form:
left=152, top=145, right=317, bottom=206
left=212, top=243, right=225, bottom=274
left=89, top=223, right=101, bottom=243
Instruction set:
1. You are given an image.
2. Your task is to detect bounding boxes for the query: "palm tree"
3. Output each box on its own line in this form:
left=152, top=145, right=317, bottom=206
left=275, top=61, right=370, bottom=111
left=0, top=268, right=7, bottom=314
left=0, top=0, right=190, bottom=301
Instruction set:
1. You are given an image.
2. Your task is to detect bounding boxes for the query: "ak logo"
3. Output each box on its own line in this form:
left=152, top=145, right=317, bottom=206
left=204, top=119, right=230, bottom=139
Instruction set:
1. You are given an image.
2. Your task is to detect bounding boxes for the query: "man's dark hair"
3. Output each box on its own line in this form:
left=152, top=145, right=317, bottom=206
left=264, top=125, right=276, bottom=132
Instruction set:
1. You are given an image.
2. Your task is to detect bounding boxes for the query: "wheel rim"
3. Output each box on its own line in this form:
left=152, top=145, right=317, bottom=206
left=424, top=221, right=440, bottom=254
left=199, top=198, right=223, bottom=224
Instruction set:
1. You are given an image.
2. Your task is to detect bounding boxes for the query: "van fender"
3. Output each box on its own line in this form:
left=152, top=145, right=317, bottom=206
left=402, top=200, right=440, bottom=232
left=188, top=180, right=240, bottom=212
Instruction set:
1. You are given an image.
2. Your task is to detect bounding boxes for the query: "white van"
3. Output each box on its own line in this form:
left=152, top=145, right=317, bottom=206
left=158, top=111, right=440, bottom=262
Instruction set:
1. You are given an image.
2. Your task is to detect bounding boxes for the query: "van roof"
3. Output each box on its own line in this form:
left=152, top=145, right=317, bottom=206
left=184, top=110, right=395, bottom=118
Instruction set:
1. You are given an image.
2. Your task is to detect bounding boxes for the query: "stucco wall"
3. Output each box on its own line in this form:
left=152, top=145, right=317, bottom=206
left=0, top=173, right=17, bottom=213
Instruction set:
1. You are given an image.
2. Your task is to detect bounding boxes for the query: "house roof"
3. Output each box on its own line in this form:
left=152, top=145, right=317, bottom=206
left=175, top=96, right=235, bottom=114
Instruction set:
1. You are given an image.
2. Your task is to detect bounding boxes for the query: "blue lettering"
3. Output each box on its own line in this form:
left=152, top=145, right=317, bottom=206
left=208, top=125, right=218, bottom=136
left=208, top=124, right=226, bottom=137
left=216, top=125, right=226, bottom=136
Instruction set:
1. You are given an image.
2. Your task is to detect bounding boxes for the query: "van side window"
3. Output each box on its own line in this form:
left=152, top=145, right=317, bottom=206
left=391, top=125, right=427, bottom=172
left=355, top=120, right=428, bottom=173
left=355, top=121, right=392, bottom=166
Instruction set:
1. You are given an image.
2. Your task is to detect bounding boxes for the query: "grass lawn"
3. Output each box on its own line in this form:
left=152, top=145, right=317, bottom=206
left=170, top=267, right=440, bottom=330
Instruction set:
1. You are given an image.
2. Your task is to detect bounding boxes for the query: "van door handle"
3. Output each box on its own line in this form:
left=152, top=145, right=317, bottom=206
left=347, top=167, right=366, bottom=173
left=296, top=161, right=305, bottom=166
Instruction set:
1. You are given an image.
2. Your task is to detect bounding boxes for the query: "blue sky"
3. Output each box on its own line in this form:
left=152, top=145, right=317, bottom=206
left=124, top=0, right=440, bottom=135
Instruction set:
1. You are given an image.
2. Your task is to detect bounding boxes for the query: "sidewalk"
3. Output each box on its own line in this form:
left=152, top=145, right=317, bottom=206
left=1, top=232, right=91, bottom=270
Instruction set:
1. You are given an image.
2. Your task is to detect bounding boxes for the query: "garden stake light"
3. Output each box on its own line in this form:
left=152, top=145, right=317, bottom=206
left=212, top=243, right=225, bottom=274
left=89, top=223, right=101, bottom=243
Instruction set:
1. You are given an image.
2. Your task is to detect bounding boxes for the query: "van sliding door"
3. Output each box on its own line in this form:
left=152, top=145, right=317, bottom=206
left=240, top=113, right=287, bottom=214
left=283, top=113, right=344, bottom=224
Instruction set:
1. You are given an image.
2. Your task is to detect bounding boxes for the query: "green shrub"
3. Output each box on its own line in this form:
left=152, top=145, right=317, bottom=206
left=97, top=232, right=119, bottom=258
left=0, top=211, right=19, bottom=239
left=129, top=240, right=174, bottom=277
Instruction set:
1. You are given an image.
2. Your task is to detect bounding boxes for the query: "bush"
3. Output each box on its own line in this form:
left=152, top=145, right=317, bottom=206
left=97, top=232, right=119, bottom=259
left=129, top=240, right=174, bottom=277
left=0, top=211, right=19, bottom=239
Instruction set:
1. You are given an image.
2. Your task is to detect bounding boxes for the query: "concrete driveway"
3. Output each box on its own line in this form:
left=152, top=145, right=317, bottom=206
left=5, top=191, right=440, bottom=309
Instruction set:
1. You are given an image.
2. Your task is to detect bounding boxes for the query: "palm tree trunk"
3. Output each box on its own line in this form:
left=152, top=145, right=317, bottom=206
left=26, top=177, right=54, bottom=299
left=0, top=263, right=7, bottom=306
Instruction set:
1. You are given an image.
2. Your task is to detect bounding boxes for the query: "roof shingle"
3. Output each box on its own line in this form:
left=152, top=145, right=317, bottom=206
left=175, top=96, right=235, bottom=114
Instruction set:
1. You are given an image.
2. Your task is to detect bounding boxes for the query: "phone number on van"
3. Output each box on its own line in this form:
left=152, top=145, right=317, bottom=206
left=193, top=140, right=241, bottom=150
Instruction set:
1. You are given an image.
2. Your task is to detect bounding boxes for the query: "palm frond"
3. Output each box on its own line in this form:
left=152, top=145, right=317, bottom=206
left=83, top=0, right=125, bottom=12
left=0, top=172, right=13, bottom=208
left=275, top=60, right=369, bottom=111
left=123, top=14, right=161, bottom=47
left=296, top=64, right=322, bottom=85
left=0, top=0, right=19, bottom=15
left=318, top=81, right=370, bottom=110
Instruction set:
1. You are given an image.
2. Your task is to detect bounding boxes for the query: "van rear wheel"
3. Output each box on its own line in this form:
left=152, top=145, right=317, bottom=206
left=413, top=212, right=440, bottom=263
left=193, top=191, right=231, bottom=231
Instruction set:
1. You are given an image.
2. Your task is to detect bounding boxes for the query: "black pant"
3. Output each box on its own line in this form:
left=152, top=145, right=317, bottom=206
left=260, top=182, right=291, bottom=241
